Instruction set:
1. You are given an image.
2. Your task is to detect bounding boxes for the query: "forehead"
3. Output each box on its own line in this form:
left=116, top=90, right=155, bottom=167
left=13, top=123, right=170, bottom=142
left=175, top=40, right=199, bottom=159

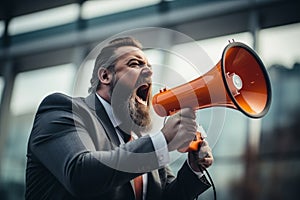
left=114, top=46, right=147, bottom=61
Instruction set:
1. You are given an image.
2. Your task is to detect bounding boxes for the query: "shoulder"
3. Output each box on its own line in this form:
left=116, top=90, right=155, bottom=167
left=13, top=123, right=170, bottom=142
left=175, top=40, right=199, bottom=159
left=32, top=93, right=88, bottom=131
left=36, top=92, right=93, bottom=119
left=41, top=92, right=72, bottom=105
left=36, top=92, right=77, bottom=114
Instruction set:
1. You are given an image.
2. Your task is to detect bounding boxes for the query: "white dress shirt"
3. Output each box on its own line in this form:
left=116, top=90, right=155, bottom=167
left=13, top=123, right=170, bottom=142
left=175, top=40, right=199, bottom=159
left=96, top=94, right=170, bottom=200
left=96, top=94, right=203, bottom=199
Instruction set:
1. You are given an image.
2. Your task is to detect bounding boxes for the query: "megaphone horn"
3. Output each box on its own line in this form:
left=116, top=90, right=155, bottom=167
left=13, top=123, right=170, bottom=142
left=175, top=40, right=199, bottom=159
left=152, top=41, right=272, bottom=119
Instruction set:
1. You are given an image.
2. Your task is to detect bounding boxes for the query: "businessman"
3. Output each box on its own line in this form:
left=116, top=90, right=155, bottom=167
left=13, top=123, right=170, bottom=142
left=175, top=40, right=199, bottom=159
left=26, top=37, right=213, bottom=200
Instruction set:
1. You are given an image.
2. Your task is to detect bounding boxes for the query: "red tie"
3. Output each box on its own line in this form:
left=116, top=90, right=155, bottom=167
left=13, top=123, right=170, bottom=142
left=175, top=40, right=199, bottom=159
left=134, top=175, right=143, bottom=200
left=117, top=127, right=143, bottom=200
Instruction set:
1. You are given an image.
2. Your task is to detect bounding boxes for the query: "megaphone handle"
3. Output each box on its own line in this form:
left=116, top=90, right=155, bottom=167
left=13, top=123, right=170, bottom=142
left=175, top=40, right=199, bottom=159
left=184, top=131, right=203, bottom=152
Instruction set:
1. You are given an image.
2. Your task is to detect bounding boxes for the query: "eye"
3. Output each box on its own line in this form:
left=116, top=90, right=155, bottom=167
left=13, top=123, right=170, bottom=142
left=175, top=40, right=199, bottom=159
left=128, top=59, right=147, bottom=68
left=128, top=60, right=140, bottom=67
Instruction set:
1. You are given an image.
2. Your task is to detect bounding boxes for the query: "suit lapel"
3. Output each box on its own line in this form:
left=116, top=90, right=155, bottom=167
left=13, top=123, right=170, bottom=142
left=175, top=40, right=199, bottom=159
left=84, top=93, right=120, bottom=146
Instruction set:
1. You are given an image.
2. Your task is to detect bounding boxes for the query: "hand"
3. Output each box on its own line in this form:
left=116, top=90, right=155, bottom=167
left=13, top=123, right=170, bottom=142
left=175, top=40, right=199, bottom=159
left=188, top=140, right=214, bottom=172
left=161, top=108, right=197, bottom=151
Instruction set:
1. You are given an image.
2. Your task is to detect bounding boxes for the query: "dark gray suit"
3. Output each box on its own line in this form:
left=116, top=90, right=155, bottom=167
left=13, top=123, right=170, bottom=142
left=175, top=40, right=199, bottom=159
left=25, top=93, right=210, bottom=200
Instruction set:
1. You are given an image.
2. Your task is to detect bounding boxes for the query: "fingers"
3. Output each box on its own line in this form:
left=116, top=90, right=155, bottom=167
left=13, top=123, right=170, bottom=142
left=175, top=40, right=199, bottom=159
left=195, top=140, right=214, bottom=169
left=198, top=140, right=210, bottom=159
left=178, top=108, right=196, bottom=119
left=178, top=118, right=197, bottom=132
left=200, top=157, right=214, bottom=168
left=161, top=108, right=197, bottom=152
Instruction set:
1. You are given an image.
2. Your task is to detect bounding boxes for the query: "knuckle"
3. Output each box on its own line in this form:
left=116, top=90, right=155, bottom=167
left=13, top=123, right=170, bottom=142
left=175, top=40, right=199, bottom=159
left=176, top=117, right=181, bottom=124
left=202, top=140, right=208, bottom=146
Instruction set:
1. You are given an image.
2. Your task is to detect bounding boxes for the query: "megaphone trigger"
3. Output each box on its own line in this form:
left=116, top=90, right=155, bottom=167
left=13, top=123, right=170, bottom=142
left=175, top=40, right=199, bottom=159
left=197, top=125, right=207, bottom=139
left=181, top=125, right=207, bottom=152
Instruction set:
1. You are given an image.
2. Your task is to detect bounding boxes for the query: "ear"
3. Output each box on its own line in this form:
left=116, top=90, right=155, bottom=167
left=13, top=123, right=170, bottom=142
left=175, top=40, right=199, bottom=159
left=98, top=68, right=113, bottom=85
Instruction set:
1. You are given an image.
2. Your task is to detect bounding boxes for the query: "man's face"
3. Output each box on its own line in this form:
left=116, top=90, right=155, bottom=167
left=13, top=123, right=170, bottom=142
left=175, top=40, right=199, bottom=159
left=110, top=46, right=153, bottom=134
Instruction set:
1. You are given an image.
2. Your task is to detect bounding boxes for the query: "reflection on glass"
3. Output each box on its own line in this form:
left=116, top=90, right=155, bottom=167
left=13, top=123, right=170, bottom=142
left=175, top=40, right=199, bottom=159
left=259, top=22, right=300, bottom=68
left=0, top=77, right=4, bottom=103
left=81, top=0, right=160, bottom=19
left=197, top=32, right=253, bottom=64
left=259, top=23, right=300, bottom=200
left=0, top=21, right=4, bottom=38
left=9, top=4, right=80, bottom=35
left=1, top=64, right=76, bottom=199
left=10, top=64, right=76, bottom=115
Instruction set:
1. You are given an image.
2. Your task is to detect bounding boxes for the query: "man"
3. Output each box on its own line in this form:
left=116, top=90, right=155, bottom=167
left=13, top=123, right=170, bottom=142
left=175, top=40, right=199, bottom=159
left=25, top=37, right=214, bottom=200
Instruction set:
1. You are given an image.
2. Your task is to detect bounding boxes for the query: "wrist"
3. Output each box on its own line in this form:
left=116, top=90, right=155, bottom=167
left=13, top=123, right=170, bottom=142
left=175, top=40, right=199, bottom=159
left=150, top=131, right=170, bottom=167
left=188, top=152, right=203, bottom=172
left=161, top=129, right=174, bottom=146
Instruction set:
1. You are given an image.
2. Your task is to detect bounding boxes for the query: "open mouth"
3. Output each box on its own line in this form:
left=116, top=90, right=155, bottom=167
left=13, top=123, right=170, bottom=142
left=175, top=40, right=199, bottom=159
left=134, top=83, right=151, bottom=106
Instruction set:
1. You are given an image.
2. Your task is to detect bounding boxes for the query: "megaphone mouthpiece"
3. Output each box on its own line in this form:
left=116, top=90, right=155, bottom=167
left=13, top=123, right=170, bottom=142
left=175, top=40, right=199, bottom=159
left=226, top=72, right=243, bottom=96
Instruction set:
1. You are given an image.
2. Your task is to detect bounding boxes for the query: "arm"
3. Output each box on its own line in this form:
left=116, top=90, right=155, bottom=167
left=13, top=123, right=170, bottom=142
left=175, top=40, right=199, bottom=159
left=158, top=108, right=212, bottom=199
left=28, top=93, right=161, bottom=198
left=162, top=162, right=211, bottom=200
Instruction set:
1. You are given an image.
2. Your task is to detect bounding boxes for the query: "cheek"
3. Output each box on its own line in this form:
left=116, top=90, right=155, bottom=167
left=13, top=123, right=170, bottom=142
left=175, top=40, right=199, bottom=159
left=116, top=69, right=141, bottom=89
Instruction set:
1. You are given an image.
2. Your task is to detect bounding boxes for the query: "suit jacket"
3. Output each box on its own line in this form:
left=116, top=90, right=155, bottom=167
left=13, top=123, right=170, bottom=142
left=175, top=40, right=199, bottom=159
left=25, top=93, right=211, bottom=200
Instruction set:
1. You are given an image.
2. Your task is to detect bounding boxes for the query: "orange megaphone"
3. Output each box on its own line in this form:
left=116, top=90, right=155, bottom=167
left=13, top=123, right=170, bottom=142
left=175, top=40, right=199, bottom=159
left=152, top=41, right=272, bottom=151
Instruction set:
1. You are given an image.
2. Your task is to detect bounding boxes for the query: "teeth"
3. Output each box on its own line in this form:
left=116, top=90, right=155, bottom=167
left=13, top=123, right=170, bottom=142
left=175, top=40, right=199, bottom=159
left=136, top=96, right=148, bottom=106
left=135, top=83, right=150, bottom=106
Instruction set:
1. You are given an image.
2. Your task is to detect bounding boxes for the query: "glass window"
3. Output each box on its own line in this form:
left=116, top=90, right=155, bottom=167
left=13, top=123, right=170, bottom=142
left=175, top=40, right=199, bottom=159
left=9, top=4, right=80, bottom=35
left=0, top=21, right=4, bottom=37
left=258, top=22, right=300, bottom=68
left=73, top=58, right=94, bottom=97
left=197, top=32, right=253, bottom=64
left=259, top=23, right=300, bottom=153
left=81, top=0, right=160, bottom=19
left=0, top=77, right=4, bottom=103
left=0, top=64, right=76, bottom=199
left=10, top=64, right=76, bottom=115
left=259, top=23, right=300, bottom=130
left=258, top=23, right=300, bottom=200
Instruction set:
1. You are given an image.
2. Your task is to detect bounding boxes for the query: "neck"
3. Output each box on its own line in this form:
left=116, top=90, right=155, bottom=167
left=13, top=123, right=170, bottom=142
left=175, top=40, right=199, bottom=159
left=96, top=89, right=111, bottom=104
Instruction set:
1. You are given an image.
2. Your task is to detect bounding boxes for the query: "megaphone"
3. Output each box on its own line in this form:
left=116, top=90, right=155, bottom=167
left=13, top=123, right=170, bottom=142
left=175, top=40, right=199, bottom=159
left=152, top=41, right=272, bottom=151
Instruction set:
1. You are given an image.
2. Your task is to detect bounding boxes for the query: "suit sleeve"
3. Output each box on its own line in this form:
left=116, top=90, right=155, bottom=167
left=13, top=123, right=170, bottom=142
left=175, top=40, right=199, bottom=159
left=162, top=162, right=211, bottom=200
left=28, top=93, right=161, bottom=198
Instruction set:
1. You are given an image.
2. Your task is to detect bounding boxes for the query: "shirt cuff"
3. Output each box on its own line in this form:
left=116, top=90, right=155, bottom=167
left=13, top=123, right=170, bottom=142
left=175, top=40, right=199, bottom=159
left=186, top=158, right=204, bottom=179
left=150, top=131, right=170, bottom=167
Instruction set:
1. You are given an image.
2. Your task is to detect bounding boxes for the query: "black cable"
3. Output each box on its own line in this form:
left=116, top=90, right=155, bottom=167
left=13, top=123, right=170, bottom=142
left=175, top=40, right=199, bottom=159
left=163, top=117, right=216, bottom=200
left=200, top=165, right=217, bottom=200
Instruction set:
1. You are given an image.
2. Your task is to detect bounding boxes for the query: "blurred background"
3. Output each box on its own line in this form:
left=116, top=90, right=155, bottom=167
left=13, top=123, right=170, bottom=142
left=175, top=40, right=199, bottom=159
left=0, top=0, right=300, bottom=199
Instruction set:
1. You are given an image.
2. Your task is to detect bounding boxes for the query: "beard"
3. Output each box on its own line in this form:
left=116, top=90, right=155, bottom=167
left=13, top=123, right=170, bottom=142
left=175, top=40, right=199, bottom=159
left=128, top=93, right=152, bottom=135
left=110, top=75, right=152, bottom=136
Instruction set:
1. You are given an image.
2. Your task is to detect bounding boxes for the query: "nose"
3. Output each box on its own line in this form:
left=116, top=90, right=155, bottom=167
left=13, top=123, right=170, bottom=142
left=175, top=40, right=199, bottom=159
left=140, top=67, right=153, bottom=77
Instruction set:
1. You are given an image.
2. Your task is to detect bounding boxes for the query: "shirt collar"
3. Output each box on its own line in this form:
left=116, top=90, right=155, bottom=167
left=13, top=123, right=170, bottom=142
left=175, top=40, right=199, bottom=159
left=95, top=93, right=121, bottom=128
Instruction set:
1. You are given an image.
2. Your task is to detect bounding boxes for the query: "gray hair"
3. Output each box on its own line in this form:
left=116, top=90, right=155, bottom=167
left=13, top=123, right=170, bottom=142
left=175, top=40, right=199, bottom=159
left=88, top=37, right=143, bottom=93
